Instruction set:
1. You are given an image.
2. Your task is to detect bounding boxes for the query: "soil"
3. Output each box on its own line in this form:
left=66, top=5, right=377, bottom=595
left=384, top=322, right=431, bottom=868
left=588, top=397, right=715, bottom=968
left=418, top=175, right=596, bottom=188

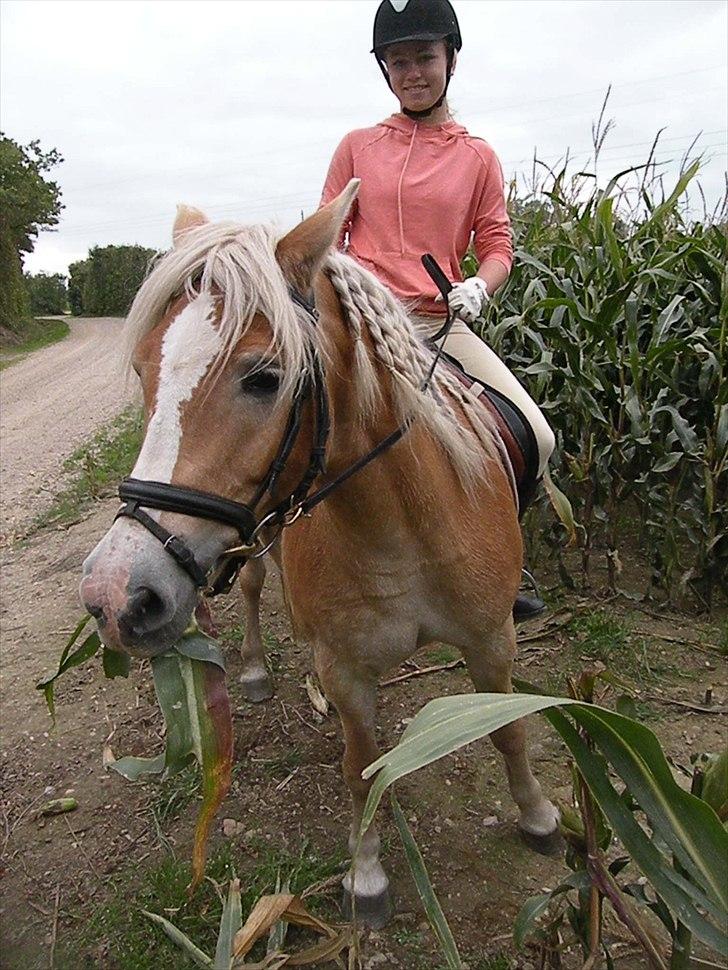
left=0, top=324, right=725, bottom=970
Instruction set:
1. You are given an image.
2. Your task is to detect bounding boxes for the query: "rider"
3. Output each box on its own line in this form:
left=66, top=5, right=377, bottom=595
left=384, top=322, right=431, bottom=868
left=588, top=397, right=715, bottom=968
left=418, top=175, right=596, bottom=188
left=320, top=0, right=554, bottom=621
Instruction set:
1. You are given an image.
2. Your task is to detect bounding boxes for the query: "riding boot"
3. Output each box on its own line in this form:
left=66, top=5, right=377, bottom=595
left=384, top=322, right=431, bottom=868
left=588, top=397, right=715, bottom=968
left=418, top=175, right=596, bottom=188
left=513, top=478, right=547, bottom=624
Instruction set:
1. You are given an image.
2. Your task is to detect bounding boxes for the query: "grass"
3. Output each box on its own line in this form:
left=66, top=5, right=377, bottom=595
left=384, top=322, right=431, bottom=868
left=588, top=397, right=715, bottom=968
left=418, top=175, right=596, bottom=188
left=222, top=625, right=286, bottom=673
left=425, top=646, right=460, bottom=665
left=32, top=406, right=143, bottom=532
left=149, top=765, right=201, bottom=827
left=57, top=837, right=346, bottom=970
left=568, top=609, right=660, bottom=683
left=0, top=317, right=70, bottom=370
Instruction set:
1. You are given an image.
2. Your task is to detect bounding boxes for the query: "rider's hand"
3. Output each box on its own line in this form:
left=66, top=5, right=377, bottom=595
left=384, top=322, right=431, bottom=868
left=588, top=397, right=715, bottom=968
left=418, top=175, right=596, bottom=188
left=445, top=277, right=490, bottom=323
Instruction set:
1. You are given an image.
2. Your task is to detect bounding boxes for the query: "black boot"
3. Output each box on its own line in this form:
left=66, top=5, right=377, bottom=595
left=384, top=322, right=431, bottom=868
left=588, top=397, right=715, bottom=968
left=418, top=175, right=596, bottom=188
left=513, top=569, right=546, bottom=623
left=513, top=479, right=547, bottom=623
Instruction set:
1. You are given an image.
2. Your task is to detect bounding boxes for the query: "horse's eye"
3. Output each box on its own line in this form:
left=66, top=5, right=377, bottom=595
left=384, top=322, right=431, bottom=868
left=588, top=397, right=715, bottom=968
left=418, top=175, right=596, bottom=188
left=241, top=369, right=280, bottom=395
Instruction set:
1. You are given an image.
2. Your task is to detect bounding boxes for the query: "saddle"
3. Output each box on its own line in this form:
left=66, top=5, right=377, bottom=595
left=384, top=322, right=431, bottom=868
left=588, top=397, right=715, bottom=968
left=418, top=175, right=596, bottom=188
left=435, top=348, right=540, bottom=514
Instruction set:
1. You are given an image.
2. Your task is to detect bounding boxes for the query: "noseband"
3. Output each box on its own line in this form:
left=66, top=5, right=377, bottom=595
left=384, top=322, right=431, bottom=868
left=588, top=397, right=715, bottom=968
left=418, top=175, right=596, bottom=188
left=115, top=289, right=331, bottom=596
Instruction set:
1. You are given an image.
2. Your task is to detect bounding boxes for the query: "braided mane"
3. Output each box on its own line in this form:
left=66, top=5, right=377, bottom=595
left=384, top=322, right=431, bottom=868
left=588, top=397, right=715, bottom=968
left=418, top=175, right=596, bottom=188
left=123, top=221, right=497, bottom=487
left=324, top=252, right=497, bottom=485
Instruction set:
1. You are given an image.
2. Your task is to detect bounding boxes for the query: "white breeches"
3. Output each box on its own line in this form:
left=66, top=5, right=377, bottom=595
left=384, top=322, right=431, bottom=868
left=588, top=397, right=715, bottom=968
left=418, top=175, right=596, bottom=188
left=414, top=316, right=555, bottom=478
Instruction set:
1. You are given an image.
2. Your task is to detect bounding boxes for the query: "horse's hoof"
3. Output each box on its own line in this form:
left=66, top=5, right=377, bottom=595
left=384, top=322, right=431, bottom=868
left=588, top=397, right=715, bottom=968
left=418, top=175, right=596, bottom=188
left=240, top=675, right=274, bottom=703
left=341, top=887, right=393, bottom=929
left=519, top=824, right=564, bottom=857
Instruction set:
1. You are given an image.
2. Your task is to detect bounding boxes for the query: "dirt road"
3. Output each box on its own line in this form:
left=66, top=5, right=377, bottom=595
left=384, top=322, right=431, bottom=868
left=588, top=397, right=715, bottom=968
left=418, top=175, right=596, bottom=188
left=0, top=317, right=132, bottom=539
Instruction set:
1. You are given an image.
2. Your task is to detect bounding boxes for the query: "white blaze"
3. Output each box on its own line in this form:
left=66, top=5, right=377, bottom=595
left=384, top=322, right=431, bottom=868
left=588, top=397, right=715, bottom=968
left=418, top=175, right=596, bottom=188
left=132, top=293, right=222, bottom=483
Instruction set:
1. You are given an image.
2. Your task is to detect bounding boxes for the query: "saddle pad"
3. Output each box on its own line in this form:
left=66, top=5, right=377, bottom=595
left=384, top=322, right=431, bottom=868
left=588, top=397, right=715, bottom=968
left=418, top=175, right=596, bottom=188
left=437, top=350, right=540, bottom=511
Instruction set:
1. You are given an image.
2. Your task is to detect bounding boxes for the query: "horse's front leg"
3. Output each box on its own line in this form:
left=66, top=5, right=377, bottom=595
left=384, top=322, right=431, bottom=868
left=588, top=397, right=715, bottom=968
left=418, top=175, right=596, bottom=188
left=315, top=646, right=392, bottom=928
left=237, top=556, right=273, bottom=702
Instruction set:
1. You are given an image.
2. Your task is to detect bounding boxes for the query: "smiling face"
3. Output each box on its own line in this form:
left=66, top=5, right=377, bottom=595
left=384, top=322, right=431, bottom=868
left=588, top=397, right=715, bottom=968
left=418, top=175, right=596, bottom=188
left=382, top=39, right=453, bottom=114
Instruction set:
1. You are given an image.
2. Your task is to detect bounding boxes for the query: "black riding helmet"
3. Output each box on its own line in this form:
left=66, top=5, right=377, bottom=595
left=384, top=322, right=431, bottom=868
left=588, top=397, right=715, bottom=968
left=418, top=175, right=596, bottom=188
left=372, top=0, right=462, bottom=119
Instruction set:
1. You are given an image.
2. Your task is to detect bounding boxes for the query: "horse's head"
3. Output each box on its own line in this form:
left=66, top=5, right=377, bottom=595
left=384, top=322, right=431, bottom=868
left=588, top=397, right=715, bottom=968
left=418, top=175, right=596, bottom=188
left=80, top=181, right=359, bottom=657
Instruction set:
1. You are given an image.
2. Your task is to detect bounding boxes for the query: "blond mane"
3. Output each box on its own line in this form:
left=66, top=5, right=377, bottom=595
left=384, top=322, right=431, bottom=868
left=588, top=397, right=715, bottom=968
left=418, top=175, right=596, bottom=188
left=124, top=221, right=497, bottom=487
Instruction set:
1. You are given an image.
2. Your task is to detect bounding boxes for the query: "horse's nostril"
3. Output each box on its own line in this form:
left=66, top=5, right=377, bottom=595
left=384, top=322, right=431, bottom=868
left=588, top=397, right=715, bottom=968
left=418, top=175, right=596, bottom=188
left=119, top=586, right=168, bottom=637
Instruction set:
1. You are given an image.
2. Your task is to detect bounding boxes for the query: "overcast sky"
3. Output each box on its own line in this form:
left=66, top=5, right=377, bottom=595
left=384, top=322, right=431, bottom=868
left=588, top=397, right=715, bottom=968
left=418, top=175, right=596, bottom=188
left=2, top=0, right=726, bottom=276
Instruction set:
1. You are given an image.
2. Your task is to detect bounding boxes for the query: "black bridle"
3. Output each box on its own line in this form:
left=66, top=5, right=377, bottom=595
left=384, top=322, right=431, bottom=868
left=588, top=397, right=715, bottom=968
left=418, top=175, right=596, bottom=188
left=115, top=258, right=455, bottom=598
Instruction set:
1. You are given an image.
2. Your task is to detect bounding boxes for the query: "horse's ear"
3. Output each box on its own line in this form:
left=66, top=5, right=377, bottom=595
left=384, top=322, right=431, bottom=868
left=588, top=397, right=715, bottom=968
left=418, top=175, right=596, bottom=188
left=276, top=179, right=360, bottom=292
left=173, top=205, right=209, bottom=246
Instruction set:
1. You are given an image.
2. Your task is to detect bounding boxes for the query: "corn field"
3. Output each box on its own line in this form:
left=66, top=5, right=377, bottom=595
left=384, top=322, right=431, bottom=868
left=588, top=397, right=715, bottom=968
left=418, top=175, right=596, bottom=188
left=475, top=148, right=727, bottom=607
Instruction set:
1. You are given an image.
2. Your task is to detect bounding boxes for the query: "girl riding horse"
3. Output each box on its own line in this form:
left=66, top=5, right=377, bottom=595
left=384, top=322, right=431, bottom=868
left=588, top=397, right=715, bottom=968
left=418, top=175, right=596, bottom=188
left=321, top=0, right=555, bottom=621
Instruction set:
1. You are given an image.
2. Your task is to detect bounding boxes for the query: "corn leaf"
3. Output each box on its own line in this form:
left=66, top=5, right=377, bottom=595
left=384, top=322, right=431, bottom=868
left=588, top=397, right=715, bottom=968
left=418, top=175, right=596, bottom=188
left=215, top=879, right=243, bottom=969
left=391, top=793, right=462, bottom=969
left=102, top=646, right=130, bottom=679
left=545, top=708, right=727, bottom=955
left=361, top=693, right=728, bottom=956
left=36, top=614, right=101, bottom=724
left=567, top=706, right=728, bottom=914
left=142, top=910, right=212, bottom=967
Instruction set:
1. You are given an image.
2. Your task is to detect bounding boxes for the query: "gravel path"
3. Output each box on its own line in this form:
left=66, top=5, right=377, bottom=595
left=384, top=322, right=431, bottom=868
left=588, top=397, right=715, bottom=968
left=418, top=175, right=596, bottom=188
left=0, top=317, right=133, bottom=540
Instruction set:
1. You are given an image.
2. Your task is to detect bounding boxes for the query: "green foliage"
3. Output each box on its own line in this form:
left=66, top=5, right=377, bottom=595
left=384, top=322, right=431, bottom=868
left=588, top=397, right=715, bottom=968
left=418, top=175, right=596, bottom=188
left=67, top=257, right=90, bottom=314
left=81, top=244, right=159, bottom=316
left=33, top=406, right=143, bottom=530
left=482, top=154, right=727, bottom=605
left=0, top=317, right=69, bottom=370
left=0, top=134, right=63, bottom=334
left=24, top=270, right=67, bottom=314
left=0, top=223, right=31, bottom=336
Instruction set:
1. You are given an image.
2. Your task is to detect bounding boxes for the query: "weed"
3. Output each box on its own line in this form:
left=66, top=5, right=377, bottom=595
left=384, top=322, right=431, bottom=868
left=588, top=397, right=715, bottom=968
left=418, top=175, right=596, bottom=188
left=149, top=765, right=201, bottom=827
left=718, top=620, right=728, bottom=657
left=468, top=955, right=511, bottom=970
left=393, top=926, right=426, bottom=948
left=57, top=838, right=345, bottom=970
left=32, top=407, right=143, bottom=531
left=425, top=646, right=460, bottom=665
left=568, top=609, right=658, bottom=683
left=258, top=750, right=303, bottom=779
left=571, top=611, right=629, bottom=661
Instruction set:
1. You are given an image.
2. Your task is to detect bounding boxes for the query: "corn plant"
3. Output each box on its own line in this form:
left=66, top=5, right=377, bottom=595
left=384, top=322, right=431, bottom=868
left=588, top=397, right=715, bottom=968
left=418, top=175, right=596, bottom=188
left=473, top=139, right=727, bottom=606
left=360, top=688, right=728, bottom=970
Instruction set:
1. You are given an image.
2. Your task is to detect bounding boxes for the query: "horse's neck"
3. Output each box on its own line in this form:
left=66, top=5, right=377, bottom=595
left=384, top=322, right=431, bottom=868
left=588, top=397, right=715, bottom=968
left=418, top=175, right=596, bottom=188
left=320, top=347, right=462, bottom=551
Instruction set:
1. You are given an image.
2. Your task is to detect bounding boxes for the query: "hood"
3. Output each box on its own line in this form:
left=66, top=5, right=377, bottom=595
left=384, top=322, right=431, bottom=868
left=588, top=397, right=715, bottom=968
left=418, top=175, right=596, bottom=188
left=379, top=113, right=468, bottom=140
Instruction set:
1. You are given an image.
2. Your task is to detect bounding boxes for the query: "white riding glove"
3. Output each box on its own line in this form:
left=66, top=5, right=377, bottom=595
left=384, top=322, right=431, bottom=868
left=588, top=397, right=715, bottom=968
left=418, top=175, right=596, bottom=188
left=446, top=277, right=490, bottom=323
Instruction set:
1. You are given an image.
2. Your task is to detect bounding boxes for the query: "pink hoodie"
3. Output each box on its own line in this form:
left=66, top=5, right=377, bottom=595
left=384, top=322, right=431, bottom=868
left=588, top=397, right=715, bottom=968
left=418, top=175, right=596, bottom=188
left=320, top=113, right=512, bottom=316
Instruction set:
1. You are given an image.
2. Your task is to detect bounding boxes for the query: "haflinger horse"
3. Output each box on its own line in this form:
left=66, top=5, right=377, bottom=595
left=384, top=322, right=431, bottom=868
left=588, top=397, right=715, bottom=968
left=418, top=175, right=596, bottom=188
left=80, top=180, right=559, bottom=927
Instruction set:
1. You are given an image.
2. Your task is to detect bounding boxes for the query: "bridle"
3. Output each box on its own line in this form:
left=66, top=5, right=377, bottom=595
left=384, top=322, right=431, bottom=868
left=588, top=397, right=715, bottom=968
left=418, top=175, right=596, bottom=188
left=116, top=289, right=331, bottom=596
left=115, top=258, right=454, bottom=598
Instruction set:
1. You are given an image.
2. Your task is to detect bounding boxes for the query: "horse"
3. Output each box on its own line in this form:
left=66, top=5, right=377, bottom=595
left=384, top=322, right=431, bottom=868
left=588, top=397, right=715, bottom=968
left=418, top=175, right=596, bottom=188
left=80, top=180, right=560, bottom=927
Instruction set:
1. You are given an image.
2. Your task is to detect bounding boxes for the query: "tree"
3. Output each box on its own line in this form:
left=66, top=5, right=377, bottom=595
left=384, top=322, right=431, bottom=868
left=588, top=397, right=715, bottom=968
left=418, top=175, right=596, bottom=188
left=0, top=134, right=63, bottom=336
left=24, top=271, right=68, bottom=315
left=82, top=245, right=158, bottom=316
left=68, top=259, right=90, bottom=315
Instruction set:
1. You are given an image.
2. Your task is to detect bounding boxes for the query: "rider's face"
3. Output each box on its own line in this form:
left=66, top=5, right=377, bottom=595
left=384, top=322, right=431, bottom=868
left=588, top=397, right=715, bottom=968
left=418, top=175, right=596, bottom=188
left=383, top=40, right=453, bottom=113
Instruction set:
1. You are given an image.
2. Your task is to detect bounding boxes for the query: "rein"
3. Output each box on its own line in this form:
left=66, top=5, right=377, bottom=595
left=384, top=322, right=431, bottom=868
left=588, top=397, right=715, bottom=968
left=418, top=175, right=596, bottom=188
left=116, top=258, right=454, bottom=598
